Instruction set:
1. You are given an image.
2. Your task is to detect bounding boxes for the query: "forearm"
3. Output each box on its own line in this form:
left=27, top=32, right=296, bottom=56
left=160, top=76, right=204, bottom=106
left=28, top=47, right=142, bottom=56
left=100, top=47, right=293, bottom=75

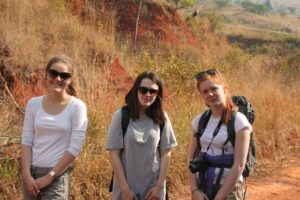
left=187, top=153, right=198, bottom=192
left=188, top=158, right=208, bottom=200
left=157, top=149, right=172, bottom=187
left=21, top=144, right=32, bottom=177
left=215, top=164, right=243, bottom=199
left=34, top=151, right=76, bottom=189
left=188, top=170, right=199, bottom=191
left=51, top=151, right=76, bottom=176
left=21, top=144, right=40, bottom=195
left=109, top=150, right=129, bottom=191
left=215, top=128, right=250, bottom=199
left=187, top=130, right=199, bottom=192
left=61, top=129, right=86, bottom=174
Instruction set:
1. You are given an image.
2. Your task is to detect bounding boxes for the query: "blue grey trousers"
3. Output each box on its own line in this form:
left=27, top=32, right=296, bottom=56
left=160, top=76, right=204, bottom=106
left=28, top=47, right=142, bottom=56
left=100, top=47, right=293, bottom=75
left=21, top=166, right=73, bottom=200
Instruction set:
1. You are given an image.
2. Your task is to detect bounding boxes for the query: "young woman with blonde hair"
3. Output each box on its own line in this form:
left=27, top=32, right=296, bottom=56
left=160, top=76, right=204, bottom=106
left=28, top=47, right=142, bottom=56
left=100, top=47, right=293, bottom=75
left=21, top=55, right=88, bottom=199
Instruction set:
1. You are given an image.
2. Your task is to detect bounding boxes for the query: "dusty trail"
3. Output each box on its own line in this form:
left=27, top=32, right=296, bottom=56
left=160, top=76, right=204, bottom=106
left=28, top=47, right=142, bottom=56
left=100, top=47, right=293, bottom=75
left=246, top=159, right=300, bottom=200
left=172, top=159, right=300, bottom=200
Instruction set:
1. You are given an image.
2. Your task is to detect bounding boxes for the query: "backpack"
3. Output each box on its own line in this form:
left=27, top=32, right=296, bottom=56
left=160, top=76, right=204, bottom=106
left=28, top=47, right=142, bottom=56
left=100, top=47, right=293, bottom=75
left=109, top=106, right=168, bottom=199
left=195, top=96, right=256, bottom=178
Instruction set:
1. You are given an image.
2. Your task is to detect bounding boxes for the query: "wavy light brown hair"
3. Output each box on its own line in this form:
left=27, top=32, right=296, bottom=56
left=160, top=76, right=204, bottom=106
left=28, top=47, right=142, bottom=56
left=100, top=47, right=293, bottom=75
left=45, top=55, right=78, bottom=97
left=196, top=69, right=237, bottom=124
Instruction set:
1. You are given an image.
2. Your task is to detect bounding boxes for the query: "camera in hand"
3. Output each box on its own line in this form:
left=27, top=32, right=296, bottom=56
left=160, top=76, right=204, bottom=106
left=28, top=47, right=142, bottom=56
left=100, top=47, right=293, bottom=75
left=189, top=154, right=209, bottom=174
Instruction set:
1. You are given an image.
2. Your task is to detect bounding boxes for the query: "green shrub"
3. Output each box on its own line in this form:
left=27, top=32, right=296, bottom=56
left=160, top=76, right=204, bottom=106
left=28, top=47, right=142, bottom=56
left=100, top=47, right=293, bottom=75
left=215, top=0, right=231, bottom=9
left=0, top=159, right=20, bottom=179
left=241, top=0, right=270, bottom=15
left=137, top=52, right=199, bottom=95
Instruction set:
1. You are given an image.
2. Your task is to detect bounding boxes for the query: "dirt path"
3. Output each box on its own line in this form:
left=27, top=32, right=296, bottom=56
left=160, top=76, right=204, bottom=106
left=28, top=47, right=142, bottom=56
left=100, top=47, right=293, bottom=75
left=246, top=159, right=300, bottom=200
left=172, top=159, right=300, bottom=200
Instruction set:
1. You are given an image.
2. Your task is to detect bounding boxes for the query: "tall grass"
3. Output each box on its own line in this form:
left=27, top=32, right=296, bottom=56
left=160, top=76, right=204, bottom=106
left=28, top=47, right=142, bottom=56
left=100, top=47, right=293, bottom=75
left=0, top=0, right=299, bottom=199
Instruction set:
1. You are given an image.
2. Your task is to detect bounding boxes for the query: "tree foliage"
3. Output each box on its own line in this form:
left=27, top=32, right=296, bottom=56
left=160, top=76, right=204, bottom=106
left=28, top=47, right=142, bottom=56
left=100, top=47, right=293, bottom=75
left=206, top=12, right=224, bottom=33
left=287, top=7, right=296, bottom=14
left=215, top=0, right=231, bottom=9
left=265, top=0, right=272, bottom=10
left=168, top=0, right=197, bottom=11
left=241, top=0, right=271, bottom=15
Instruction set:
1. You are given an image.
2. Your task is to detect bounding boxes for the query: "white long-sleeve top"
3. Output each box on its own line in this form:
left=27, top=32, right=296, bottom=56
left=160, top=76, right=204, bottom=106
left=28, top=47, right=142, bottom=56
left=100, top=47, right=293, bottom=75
left=21, top=95, right=88, bottom=167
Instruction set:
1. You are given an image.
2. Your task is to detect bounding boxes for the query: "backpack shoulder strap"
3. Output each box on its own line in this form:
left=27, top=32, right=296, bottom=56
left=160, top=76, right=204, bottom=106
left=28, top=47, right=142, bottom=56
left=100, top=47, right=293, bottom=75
left=121, top=105, right=131, bottom=137
left=159, top=124, right=164, bottom=137
left=226, top=111, right=237, bottom=147
left=194, top=109, right=211, bottom=157
left=197, top=109, right=211, bottom=138
left=157, top=123, right=165, bottom=154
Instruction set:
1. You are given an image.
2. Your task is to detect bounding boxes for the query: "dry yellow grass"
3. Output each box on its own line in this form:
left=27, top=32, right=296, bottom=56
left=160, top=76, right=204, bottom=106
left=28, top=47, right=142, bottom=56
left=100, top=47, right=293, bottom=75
left=0, top=0, right=299, bottom=199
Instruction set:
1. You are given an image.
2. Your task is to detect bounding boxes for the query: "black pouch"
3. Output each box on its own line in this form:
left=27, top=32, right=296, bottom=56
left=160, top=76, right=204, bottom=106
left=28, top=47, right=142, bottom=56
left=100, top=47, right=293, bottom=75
left=189, top=154, right=209, bottom=174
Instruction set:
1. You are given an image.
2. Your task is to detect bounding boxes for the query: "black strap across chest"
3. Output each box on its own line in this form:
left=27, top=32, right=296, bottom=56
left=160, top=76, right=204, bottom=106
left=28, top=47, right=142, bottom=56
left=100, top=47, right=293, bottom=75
left=206, top=118, right=223, bottom=152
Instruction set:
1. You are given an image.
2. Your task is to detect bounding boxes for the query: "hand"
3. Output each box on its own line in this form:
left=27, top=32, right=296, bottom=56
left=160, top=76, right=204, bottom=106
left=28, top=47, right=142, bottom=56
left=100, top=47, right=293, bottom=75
left=192, top=190, right=209, bottom=200
left=120, top=188, right=136, bottom=200
left=35, top=174, right=55, bottom=190
left=145, top=184, right=163, bottom=200
left=22, top=173, right=40, bottom=196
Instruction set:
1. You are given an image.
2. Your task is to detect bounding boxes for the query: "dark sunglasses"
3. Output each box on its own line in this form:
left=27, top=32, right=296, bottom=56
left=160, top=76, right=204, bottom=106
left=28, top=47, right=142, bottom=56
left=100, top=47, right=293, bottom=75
left=138, top=86, right=159, bottom=95
left=48, top=69, right=72, bottom=80
left=195, top=69, right=223, bottom=81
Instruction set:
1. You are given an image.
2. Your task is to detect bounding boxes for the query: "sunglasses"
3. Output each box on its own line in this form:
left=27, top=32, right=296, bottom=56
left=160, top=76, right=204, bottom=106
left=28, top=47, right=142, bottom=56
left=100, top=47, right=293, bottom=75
left=195, top=69, right=223, bottom=81
left=138, top=86, right=159, bottom=95
left=48, top=69, right=72, bottom=80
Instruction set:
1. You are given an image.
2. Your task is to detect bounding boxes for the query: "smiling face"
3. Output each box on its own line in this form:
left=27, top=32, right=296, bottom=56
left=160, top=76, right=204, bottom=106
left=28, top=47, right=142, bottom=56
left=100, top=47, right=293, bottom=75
left=199, top=78, right=227, bottom=108
left=45, top=62, right=72, bottom=94
left=137, top=78, right=159, bottom=111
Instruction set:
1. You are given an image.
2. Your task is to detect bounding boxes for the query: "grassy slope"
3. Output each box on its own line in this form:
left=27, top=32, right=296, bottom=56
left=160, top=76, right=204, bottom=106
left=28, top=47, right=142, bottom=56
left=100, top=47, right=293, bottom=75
left=256, top=0, right=300, bottom=7
left=222, top=6, right=300, bottom=37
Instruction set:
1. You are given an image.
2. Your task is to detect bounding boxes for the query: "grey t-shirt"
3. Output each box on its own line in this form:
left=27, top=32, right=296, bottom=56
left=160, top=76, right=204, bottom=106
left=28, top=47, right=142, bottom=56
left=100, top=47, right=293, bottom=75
left=106, top=108, right=177, bottom=200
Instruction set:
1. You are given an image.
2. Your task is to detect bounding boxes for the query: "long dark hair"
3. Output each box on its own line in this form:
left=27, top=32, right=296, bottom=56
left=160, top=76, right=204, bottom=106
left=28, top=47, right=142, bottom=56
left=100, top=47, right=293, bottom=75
left=45, top=55, right=77, bottom=97
left=125, top=71, right=166, bottom=125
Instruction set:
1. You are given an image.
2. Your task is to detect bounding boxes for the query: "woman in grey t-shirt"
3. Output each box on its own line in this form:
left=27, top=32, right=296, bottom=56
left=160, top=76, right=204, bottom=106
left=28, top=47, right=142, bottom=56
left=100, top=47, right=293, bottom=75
left=106, top=71, right=177, bottom=200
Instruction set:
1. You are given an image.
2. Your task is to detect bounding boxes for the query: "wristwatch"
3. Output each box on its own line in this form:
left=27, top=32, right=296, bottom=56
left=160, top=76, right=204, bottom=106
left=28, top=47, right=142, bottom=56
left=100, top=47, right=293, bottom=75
left=49, top=170, right=56, bottom=178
